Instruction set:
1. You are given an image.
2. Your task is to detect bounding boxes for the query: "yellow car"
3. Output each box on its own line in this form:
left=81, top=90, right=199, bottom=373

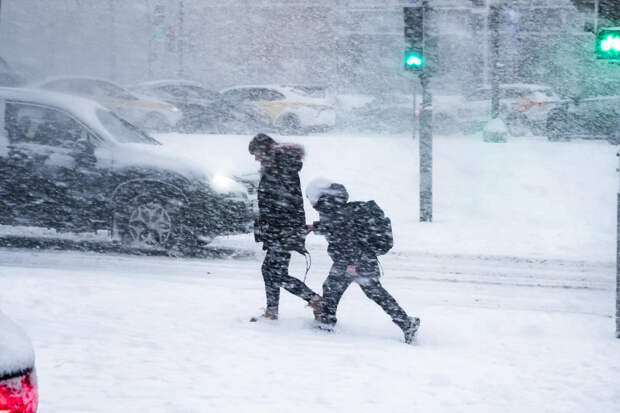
left=220, top=84, right=336, bottom=135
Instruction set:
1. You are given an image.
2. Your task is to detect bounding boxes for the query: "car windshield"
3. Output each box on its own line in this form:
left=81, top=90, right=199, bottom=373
left=96, top=109, right=160, bottom=145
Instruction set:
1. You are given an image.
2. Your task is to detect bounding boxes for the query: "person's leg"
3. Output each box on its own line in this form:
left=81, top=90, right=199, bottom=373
left=319, top=264, right=352, bottom=326
left=266, top=250, right=318, bottom=302
left=357, top=276, right=411, bottom=330
left=261, top=248, right=283, bottom=315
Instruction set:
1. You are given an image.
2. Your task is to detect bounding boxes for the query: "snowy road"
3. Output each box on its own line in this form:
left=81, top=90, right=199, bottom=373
left=1, top=245, right=618, bottom=413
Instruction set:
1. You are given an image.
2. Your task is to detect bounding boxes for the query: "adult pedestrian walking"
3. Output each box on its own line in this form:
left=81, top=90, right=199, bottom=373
left=249, top=133, right=322, bottom=321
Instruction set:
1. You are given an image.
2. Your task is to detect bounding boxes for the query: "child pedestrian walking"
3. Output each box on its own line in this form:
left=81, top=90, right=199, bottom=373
left=305, top=179, right=420, bottom=344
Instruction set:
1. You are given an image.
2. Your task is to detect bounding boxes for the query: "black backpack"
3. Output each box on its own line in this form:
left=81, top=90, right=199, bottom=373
left=350, top=200, right=393, bottom=256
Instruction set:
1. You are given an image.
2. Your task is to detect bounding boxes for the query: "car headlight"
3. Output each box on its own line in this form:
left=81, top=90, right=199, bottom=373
left=171, top=106, right=180, bottom=113
left=212, top=174, right=243, bottom=194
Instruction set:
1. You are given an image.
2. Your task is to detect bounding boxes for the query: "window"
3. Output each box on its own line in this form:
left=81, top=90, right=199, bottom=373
left=97, top=109, right=159, bottom=145
left=5, top=102, right=88, bottom=149
left=94, top=81, right=137, bottom=101
left=185, top=86, right=219, bottom=101
left=248, top=88, right=285, bottom=101
left=158, top=85, right=188, bottom=99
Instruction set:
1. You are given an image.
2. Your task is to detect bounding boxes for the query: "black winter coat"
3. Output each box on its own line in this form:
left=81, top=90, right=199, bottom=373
left=255, top=144, right=306, bottom=252
left=313, top=202, right=378, bottom=273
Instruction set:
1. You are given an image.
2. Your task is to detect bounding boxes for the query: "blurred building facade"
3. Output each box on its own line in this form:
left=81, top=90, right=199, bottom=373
left=0, top=0, right=616, bottom=97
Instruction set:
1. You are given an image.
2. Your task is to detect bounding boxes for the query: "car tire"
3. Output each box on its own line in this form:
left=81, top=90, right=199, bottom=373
left=276, top=113, right=302, bottom=135
left=112, top=193, right=196, bottom=255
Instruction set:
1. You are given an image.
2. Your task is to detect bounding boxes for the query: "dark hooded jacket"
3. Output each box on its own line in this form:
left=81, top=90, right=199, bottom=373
left=255, top=143, right=306, bottom=252
left=312, top=183, right=377, bottom=271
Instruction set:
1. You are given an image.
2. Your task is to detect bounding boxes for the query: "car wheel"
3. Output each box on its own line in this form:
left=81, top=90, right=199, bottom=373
left=142, top=112, right=170, bottom=132
left=276, top=113, right=302, bottom=135
left=112, top=194, right=194, bottom=254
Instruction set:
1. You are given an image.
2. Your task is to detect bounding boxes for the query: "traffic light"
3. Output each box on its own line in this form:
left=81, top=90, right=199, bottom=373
left=595, top=28, right=620, bottom=60
left=405, top=50, right=424, bottom=70
left=404, top=7, right=424, bottom=71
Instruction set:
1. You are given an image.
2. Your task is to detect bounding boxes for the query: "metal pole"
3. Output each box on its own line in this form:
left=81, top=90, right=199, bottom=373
left=108, top=0, right=117, bottom=80
left=594, top=0, right=600, bottom=35
left=617, top=149, right=620, bottom=338
left=412, top=78, right=418, bottom=139
left=419, top=0, right=433, bottom=223
left=489, top=2, right=501, bottom=119
left=177, top=0, right=184, bottom=78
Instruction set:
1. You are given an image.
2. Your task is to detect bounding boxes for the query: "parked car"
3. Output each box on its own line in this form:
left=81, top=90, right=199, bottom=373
left=130, top=80, right=273, bottom=134
left=219, top=84, right=336, bottom=134
left=0, top=310, right=38, bottom=413
left=335, top=92, right=413, bottom=134
left=0, top=88, right=254, bottom=253
left=32, top=77, right=182, bottom=132
left=433, top=83, right=561, bottom=136
left=546, top=95, right=620, bottom=144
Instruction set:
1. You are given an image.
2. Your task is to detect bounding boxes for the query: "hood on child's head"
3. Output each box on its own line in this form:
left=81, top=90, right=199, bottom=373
left=306, top=178, right=348, bottom=211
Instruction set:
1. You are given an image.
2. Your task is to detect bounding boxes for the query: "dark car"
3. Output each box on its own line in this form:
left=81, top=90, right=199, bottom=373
left=131, top=80, right=274, bottom=134
left=0, top=310, right=38, bottom=413
left=546, top=96, right=620, bottom=144
left=0, top=87, right=254, bottom=253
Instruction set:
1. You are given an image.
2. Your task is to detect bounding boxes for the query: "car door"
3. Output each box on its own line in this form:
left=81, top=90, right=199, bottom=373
left=3, top=100, right=103, bottom=231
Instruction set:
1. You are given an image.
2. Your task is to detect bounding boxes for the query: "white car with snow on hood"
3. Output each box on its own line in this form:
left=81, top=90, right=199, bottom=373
left=0, top=87, right=254, bottom=253
left=220, top=84, right=336, bottom=134
left=0, top=310, right=38, bottom=413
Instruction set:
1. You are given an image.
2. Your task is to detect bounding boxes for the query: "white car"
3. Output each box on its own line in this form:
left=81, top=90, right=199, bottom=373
left=0, top=310, right=38, bottom=413
left=220, top=84, right=336, bottom=134
left=434, top=84, right=561, bottom=135
left=32, top=76, right=182, bottom=131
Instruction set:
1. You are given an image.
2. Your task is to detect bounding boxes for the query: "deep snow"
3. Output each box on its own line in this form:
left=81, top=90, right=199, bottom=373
left=0, top=132, right=618, bottom=412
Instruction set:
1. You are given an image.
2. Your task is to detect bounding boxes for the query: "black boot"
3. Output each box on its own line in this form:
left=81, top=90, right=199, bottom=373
left=402, top=317, right=421, bottom=344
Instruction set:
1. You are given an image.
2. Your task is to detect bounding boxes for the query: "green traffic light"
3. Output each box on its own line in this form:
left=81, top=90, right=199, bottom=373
left=405, top=51, right=424, bottom=70
left=406, top=55, right=423, bottom=67
left=595, top=29, right=620, bottom=59
left=601, top=35, right=620, bottom=52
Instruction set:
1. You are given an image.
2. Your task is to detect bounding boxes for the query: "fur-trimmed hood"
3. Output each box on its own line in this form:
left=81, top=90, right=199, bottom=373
left=273, top=143, right=305, bottom=160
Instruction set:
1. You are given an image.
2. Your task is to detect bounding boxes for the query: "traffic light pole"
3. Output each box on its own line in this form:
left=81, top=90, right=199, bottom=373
left=489, top=2, right=501, bottom=119
left=419, top=0, right=432, bottom=222
left=419, top=69, right=433, bottom=222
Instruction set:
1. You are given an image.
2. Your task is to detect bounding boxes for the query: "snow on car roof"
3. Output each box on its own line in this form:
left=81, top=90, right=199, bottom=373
left=30, top=75, right=125, bottom=87
left=132, top=79, right=204, bottom=88
left=500, top=83, right=554, bottom=91
left=0, top=86, right=112, bottom=129
left=0, top=310, right=34, bottom=378
left=0, top=87, right=222, bottom=184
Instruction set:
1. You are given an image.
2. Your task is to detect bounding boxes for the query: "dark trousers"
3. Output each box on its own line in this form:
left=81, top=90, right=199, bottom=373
left=320, top=262, right=410, bottom=330
left=262, top=248, right=316, bottom=313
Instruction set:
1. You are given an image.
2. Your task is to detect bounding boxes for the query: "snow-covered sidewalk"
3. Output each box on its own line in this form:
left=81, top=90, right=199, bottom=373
left=1, top=246, right=618, bottom=413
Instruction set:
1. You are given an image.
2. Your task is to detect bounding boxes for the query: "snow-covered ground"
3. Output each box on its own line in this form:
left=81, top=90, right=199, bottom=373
left=158, top=132, right=618, bottom=262
left=0, top=132, right=619, bottom=412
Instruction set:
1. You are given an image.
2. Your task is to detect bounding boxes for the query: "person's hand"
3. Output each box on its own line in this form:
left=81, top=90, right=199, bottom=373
left=304, top=224, right=313, bottom=235
left=346, top=265, right=357, bottom=277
